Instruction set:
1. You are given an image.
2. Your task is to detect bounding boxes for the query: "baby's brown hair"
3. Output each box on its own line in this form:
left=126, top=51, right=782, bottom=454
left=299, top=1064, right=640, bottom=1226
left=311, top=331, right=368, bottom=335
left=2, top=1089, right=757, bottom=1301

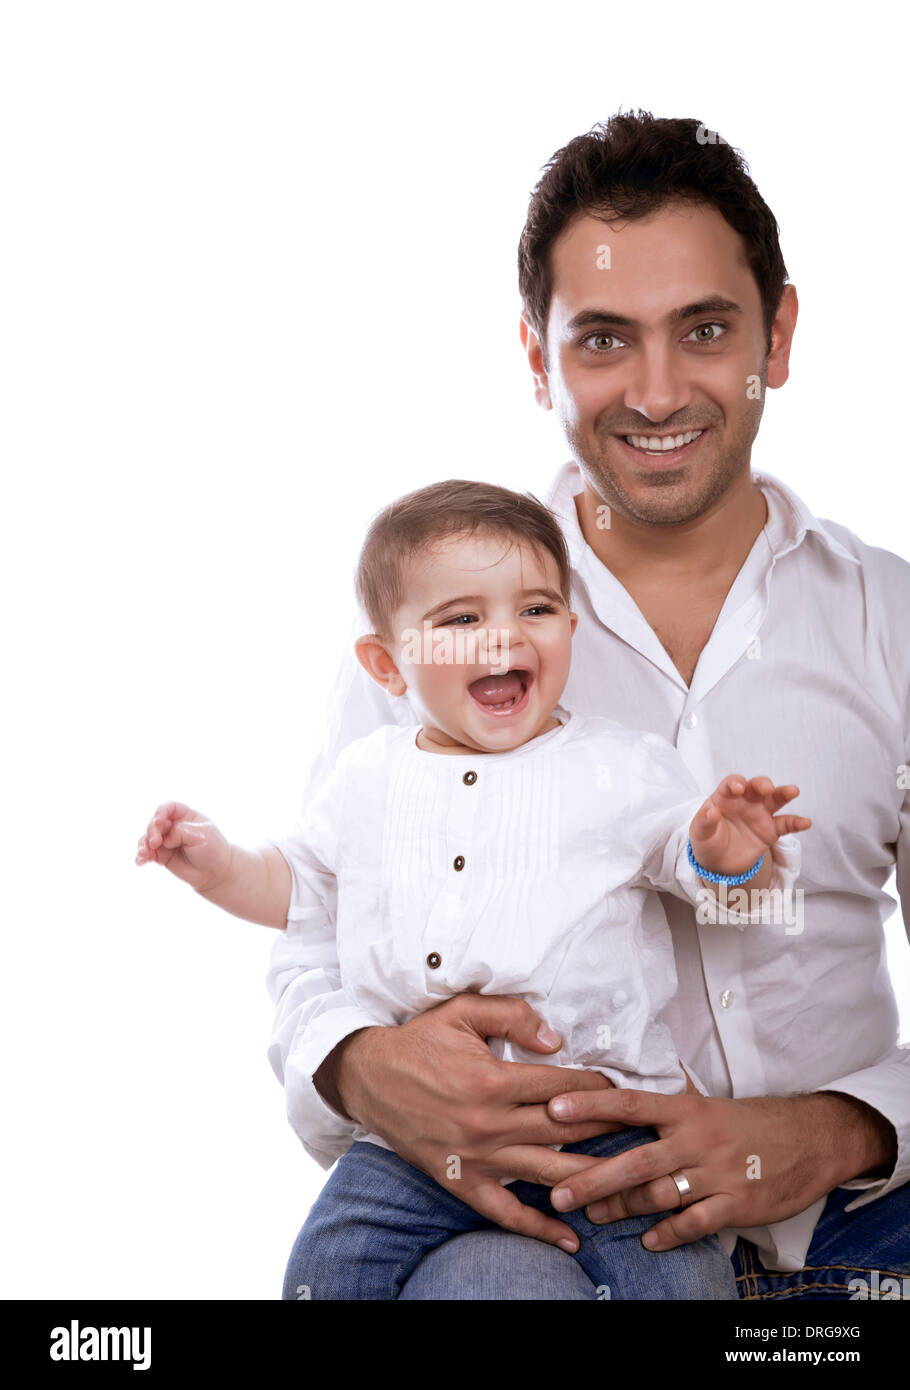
left=355, top=479, right=572, bottom=640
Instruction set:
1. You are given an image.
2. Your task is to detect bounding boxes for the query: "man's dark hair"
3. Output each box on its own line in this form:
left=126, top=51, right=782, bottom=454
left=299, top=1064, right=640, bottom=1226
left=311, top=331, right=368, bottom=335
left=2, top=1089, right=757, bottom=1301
left=518, top=110, right=788, bottom=366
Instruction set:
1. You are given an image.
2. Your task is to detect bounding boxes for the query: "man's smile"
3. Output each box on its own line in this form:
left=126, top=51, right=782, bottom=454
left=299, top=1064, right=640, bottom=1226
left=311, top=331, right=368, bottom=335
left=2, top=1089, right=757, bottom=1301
left=617, top=426, right=711, bottom=467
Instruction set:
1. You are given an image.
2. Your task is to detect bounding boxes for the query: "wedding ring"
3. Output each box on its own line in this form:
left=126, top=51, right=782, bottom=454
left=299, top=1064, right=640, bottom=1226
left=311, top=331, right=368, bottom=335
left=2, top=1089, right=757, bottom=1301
left=670, top=1170, right=692, bottom=1205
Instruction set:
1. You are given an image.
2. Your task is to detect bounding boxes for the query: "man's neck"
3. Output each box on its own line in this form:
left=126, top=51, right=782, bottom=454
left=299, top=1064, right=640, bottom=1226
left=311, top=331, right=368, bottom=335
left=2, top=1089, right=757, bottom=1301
left=575, top=468, right=769, bottom=588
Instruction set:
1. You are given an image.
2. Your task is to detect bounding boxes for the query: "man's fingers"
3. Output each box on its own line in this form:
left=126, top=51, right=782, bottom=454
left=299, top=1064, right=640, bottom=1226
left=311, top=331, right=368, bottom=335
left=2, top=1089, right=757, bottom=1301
left=509, top=1102, right=624, bottom=1147
left=450, top=994, right=570, bottom=1055
left=494, top=1058, right=613, bottom=1107
left=491, top=1145, right=619, bottom=1188
left=466, top=1180, right=580, bottom=1253
left=639, top=1194, right=733, bottom=1251
left=548, top=1085, right=691, bottom=1128
left=550, top=1135, right=680, bottom=1211
left=586, top=1171, right=696, bottom=1223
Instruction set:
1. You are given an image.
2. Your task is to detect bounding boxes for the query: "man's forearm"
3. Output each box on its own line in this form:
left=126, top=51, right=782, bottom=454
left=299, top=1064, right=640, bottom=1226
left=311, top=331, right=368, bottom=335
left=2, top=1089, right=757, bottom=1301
left=313, top=1026, right=379, bottom=1122
left=815, top=1090, right=898, bottom=1182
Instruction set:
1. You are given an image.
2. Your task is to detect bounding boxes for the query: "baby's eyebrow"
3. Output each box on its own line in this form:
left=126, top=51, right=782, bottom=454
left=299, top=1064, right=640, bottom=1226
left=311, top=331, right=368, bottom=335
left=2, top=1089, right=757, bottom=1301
left=422, top=588, right=565, bottom=621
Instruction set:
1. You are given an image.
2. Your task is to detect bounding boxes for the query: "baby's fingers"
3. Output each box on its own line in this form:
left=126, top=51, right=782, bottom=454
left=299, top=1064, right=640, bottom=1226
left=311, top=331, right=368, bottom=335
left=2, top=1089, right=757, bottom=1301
left=772, top=814, right=812, bottom=836
left=744, top=775, right=776, bottom=802
left=690, top=796, right=724, bottom=841
left=162, top=818, right=207, bottom=850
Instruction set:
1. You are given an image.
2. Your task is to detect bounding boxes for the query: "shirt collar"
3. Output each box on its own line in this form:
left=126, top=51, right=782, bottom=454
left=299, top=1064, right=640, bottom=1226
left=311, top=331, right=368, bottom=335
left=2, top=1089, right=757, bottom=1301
left=544, top=460, right=860, bottom=569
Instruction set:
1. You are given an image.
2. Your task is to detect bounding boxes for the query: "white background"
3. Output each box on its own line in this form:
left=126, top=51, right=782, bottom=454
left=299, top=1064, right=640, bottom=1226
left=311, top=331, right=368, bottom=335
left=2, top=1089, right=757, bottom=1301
left=2, top=1, right=908, bottom=1299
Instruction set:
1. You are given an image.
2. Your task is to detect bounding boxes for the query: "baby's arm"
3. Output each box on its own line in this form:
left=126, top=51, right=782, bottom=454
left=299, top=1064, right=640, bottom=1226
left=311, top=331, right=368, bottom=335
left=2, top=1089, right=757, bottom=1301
left=622, top=736, right=807, bottom=913
left=688, top=775, right=812, bottom=892
left=136, top=800, right=291, bottom=929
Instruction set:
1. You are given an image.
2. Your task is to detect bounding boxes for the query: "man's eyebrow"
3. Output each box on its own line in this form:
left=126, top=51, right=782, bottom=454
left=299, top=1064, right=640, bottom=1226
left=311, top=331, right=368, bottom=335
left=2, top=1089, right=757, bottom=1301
left=564, top=297, right=743, bottom=334
left=422, top=588, right=565, bottom=620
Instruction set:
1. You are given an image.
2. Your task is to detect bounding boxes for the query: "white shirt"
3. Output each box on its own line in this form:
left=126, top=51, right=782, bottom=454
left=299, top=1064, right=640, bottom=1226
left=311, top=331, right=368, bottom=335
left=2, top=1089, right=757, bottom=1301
left=266, top=465, right=910, bottom=1272
left=267, top=710, right=800, bottom=1160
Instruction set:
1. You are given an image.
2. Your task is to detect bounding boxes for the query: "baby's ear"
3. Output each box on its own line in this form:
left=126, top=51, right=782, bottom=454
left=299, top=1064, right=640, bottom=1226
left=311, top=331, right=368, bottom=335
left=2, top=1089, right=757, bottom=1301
left=354, top=634, right=407, bottom=697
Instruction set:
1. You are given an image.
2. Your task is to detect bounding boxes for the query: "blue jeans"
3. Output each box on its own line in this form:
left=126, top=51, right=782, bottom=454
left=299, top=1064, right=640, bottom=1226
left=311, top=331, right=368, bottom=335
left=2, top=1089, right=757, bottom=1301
left=282, top=1127, right=738, bottom=1300
left=393, top=1177, right=910, bottom=1301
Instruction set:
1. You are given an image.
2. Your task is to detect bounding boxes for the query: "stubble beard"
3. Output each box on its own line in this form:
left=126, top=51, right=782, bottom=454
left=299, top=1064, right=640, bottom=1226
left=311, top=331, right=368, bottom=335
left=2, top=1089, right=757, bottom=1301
left=566, top=394, right=766, bottom=528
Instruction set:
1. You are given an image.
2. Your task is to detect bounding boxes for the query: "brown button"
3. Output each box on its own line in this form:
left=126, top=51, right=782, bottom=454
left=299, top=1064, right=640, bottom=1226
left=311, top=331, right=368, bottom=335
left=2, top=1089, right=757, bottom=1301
left=426, top=952, right=442, bottom=969
left=462, top=770, right=477, bottom=785
left=453, top=855, right=465, bottom=871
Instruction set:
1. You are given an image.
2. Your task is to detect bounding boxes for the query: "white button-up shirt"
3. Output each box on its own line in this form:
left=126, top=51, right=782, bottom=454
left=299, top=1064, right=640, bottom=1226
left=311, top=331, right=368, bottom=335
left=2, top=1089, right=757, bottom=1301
left=267, top=711, right=800, bottom=1160
left=266, top=464, right=910, bottom=1272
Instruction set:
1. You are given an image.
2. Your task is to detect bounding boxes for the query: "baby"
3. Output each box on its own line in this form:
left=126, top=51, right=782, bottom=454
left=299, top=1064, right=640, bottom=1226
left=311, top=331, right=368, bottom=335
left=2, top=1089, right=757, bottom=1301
left=136, top=479, right=810, bottom=1301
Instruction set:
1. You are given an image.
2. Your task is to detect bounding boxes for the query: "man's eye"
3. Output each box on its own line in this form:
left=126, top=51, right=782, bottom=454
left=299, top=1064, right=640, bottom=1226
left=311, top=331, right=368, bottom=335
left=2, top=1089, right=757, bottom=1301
left=582, top=332, right=625, bottom=353
left=686, top=322, right=726, bottom=344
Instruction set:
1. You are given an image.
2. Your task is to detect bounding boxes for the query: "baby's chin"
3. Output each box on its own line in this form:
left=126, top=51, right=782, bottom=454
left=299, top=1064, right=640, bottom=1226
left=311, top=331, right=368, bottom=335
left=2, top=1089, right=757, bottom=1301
left=419, top=703, right=560, bottom=756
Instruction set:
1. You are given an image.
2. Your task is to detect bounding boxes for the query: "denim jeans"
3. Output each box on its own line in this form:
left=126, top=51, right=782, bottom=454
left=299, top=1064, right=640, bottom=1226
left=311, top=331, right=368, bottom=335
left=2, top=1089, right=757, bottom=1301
left=282, top=1126, right=738, bottom=1300
left=391, top=1177, right=910, bottom=1301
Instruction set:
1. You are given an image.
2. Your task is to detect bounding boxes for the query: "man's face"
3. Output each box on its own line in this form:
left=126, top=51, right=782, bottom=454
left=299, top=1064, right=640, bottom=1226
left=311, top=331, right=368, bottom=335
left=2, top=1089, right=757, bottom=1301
left=528, top=201, right=783, bottom=526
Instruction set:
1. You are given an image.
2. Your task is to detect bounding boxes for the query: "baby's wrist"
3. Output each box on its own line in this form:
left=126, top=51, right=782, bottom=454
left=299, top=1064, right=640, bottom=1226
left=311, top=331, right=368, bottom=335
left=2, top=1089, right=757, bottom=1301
left=194, top=841, right=240, bottom=899
left=687, top=836, right=768, bottom=883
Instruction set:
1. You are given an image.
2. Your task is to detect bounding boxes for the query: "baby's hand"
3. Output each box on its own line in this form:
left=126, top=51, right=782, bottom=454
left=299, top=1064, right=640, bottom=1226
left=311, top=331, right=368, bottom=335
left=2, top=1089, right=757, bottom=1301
left=135, top=800, right=232, bottom=893
left=689, top=775, right=812, bottom=877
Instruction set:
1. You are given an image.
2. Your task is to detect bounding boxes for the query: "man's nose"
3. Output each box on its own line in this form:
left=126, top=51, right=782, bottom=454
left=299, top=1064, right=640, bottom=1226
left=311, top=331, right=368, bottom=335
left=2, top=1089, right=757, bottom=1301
left=623, top=342, right=692, bottom=423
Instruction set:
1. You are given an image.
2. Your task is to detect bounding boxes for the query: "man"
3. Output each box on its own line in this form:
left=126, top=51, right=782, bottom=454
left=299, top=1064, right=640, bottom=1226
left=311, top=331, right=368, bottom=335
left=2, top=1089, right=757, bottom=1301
left=267, top=111, right=910, bottom=1299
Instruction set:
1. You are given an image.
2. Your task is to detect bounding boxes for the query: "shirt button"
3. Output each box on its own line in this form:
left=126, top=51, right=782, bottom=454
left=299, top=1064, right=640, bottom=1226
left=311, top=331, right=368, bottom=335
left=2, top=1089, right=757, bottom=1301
left=462, top=770, right=477, bottom=785
left=683, top=712, right=698, bottom=730
left=426, top=952, right=442, bottom=969
left=453, top=855, right=465, bottom=871
left=720, top=989, right=734, bottom=1009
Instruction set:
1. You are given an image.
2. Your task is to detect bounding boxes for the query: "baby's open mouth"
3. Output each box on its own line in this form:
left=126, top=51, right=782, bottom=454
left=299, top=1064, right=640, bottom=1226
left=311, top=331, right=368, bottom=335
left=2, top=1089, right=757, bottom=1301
left=467, top=668, right=532, bottom=712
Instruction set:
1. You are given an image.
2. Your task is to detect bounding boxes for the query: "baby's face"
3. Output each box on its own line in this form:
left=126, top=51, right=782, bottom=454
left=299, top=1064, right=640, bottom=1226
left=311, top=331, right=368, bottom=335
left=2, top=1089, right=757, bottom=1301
left=385, top=532, right=577, bottom=754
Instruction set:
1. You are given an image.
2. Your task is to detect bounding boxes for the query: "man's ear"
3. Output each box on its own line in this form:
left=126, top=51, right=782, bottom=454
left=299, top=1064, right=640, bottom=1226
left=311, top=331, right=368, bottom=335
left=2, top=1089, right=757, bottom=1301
left=519, top=313, right=553, bottom=410
left=354, top=634, right=408, bottom=697
left=766, top=284, right=798, bottom=390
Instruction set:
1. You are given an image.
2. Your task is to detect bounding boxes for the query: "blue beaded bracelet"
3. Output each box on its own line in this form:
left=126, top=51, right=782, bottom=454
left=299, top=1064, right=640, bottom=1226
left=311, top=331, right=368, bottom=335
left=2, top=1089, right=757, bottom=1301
left=686, top=837, right=764, bottom=886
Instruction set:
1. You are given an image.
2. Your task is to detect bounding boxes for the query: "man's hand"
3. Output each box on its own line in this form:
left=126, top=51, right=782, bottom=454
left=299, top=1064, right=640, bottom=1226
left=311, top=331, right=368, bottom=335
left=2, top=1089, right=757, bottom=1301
left=315, top=994, right=620, bottom=1252
left=542, top=1087, right=897, bottom=1250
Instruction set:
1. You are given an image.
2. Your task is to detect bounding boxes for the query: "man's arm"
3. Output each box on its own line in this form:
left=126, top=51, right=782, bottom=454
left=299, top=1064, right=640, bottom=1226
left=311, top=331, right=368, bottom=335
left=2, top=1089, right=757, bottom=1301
left=803, top=722, right=910, bottom=1210
left=536, top=738, right=906, bottom=1249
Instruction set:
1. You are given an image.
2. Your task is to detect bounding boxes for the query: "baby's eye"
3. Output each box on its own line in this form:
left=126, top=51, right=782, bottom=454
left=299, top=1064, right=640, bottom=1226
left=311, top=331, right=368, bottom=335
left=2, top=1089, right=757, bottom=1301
left=686, top=322, right=726, bottom=344
left=522, top=604, right=556, bottom=617
left=440, top=613, right=479, bottom=626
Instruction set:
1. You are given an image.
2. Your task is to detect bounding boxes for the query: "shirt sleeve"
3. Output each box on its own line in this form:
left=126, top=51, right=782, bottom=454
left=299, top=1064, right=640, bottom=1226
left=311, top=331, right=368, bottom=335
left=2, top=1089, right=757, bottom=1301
left=627, top=733, right=803, bottom=926
left=263, top=612, right=416, bottom=1168
left=813, top=721, right=910, bottom=1206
